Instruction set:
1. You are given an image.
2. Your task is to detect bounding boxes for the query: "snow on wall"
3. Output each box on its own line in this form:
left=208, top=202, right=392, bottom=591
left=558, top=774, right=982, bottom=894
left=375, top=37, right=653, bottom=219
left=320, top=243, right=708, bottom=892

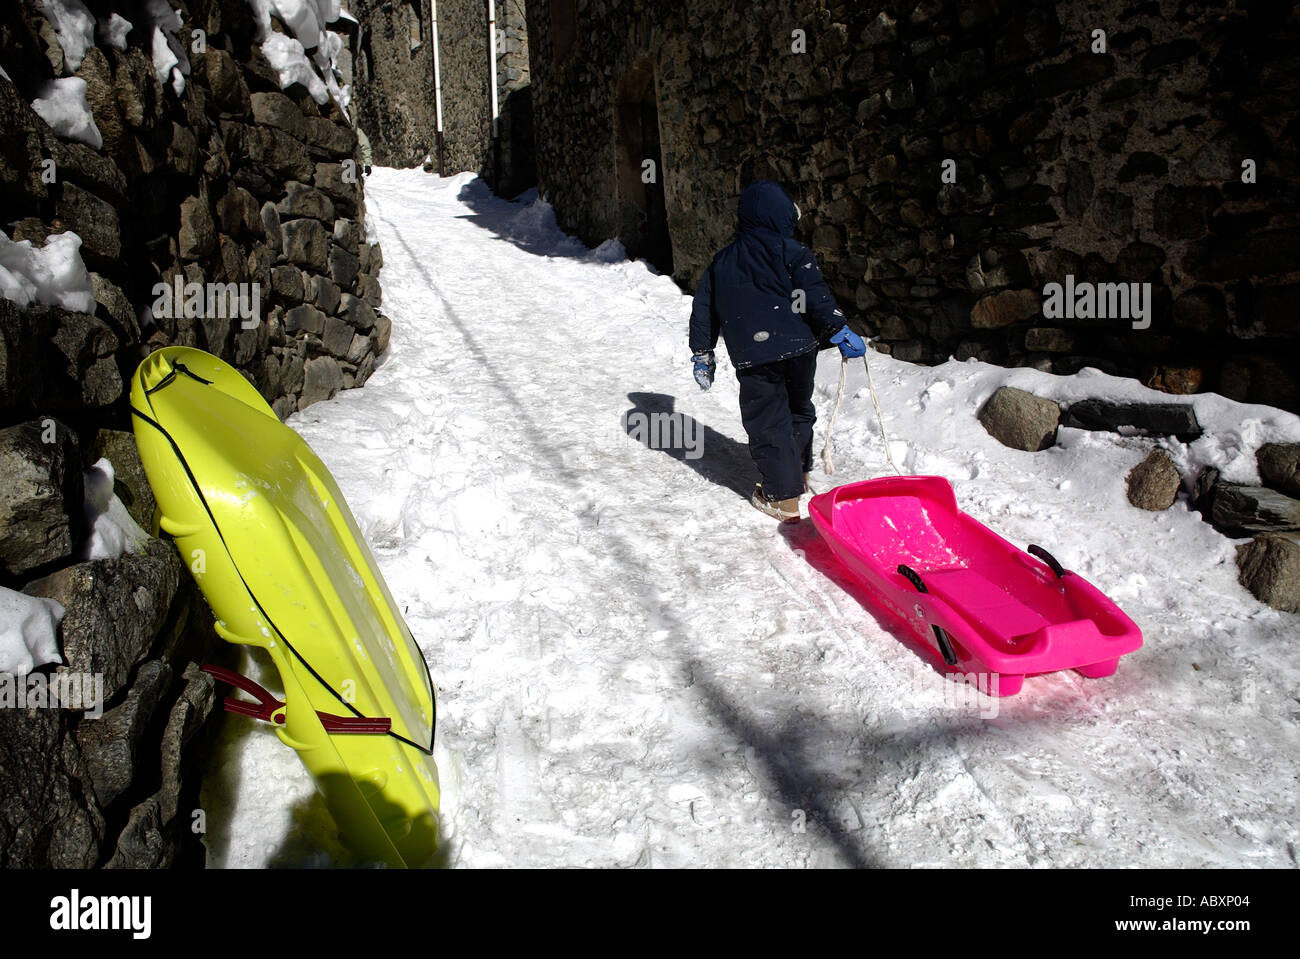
left=30, top=76, right=102, bottom=149
left=96, top=12, right=133, bottom=51
left=146, top=0, right=190, bottom=95
left=81, top=458, right=150, bottom=561
left=0, top=587, right=64, bottom=677
left=0, top=230, right=96, bottom=314
left=36, top=0, right=96, bottom=72
left=248, top=0, right=351, bottom=114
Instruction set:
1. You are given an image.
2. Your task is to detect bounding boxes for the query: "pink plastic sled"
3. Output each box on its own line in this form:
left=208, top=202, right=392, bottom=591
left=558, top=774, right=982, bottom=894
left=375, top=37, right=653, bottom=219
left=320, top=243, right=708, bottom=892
left=808, top=476, right=1143, bottom=696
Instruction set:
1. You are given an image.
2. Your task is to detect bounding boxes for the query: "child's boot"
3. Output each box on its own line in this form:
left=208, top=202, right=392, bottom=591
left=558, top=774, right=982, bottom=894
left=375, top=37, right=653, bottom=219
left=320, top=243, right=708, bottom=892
left=751, top=484, right=800, bottom=522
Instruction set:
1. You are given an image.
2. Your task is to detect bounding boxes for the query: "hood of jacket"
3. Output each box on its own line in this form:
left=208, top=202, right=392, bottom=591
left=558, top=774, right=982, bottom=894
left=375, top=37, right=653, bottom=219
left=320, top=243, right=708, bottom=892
left=737, top=180, right=798, bottom=237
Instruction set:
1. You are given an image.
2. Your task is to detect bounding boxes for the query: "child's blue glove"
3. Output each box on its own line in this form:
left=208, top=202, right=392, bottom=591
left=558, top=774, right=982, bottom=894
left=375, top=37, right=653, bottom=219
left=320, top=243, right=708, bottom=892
left=692, top=351, right=716, bottom=390
left=830, top=325, right=867, bottom=359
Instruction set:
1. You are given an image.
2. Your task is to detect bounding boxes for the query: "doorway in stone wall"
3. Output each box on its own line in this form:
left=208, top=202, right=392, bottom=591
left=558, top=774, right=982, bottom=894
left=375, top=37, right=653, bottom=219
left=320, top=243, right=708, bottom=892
left=615, top=61, right=674, bottom=276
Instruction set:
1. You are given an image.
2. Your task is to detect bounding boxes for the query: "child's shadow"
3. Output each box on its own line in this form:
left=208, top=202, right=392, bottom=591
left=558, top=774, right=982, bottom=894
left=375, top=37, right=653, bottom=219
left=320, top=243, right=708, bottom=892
left=624, top=392, right=754, bottom=501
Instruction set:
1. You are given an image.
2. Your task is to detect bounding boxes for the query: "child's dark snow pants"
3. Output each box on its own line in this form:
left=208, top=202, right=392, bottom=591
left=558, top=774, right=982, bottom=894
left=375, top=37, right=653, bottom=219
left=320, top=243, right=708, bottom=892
left=737, top=350, right=818, bottom=501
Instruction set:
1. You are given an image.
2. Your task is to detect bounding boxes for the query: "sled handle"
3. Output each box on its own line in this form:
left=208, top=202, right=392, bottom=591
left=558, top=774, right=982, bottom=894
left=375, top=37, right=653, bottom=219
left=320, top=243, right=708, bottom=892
left=931, top=625, right=959, bottom=667
left=1027, top=545, right=1069, bottom=578
left=897, top=564, right=927, bottom=593
left=201, top=664, right=392, bottom=735
left=896, top=567, right=959, bottom=665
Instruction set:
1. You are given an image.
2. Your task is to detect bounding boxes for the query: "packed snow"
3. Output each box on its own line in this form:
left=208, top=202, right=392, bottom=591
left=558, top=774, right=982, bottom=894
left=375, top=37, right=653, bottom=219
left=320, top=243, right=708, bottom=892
left=146, top=0, right=189, bottom=96
left=0, top=588, right=64, bottom=677
left=36, top=0, right=96, bottom=73
left=202, top=168, right=1300, bottom=869
left=97, top=12, right=133, bottom=51
left=0, top=229, right=96, bottom=314
left=248, top=0, right=351, bottom=112
left=81, top=458, right=150, bottom=561
left=29, top=77, right=102, bottom=149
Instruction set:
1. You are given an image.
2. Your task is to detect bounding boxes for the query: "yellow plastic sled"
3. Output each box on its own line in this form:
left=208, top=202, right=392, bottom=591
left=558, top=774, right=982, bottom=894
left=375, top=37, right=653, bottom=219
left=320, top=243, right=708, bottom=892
left=130, top=346, right=439, bottom=868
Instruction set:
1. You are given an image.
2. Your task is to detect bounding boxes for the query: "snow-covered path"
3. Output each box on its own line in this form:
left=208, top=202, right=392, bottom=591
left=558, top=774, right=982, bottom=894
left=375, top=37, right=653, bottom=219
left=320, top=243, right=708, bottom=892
left=203, top=169, right=1300, bottom=868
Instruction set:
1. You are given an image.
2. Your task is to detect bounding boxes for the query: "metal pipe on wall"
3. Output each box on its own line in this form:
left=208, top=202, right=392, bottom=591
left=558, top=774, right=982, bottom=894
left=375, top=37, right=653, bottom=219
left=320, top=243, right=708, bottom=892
left=487, top=0, right=500, bottom=139
left=432, top=0, right=445, bottom=175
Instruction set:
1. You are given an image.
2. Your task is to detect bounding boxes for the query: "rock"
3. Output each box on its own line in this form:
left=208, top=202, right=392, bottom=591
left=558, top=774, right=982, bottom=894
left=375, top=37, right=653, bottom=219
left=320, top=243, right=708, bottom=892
left=337, top=292, right=375, bottom=332
left=167, top=121, right=199, bottom=176
left=0, top=83, right=49, bottom=217
left=333, top=217, right=361, bottom=254
left=54, top=182, right=120, bottom=262
left=1024, top=327, right=1077, bottom=352
left=0, top=300, right=43, bottom=406
left=1192, top=465, right=1219, bottom=516
left=1126, top=449, right=1181, bottom=511
left=1235, top=533, right=1300, bottom=612
left=216, top=234, right=248, bottom=285
left=112, top=47, right=164, bottom=131
left=346, top=332, right=370, bottom=364
left=307, top=274, right=340, bottom=314
left=204, top=48, right=251, bottom=115
left=157, top=662, right=216, bottom=823
left=355, top=352, right=377, bottom=388
left=971, top=289, right=1040, bottom=328
left=329, top=244, right=360, bottom=290
left=1210, top=484, right=1300, bottom=537
left=250, top=91, right=306, bottom=140
left=89, top=273, right=140, bottom=341
left=0, top=419, right=82, bottom=577
left=75, top=660, right=172, bottom=807
left=0, top=708, right=104, bottom=868
left=977, top=386, right=1060, bottom=452
left=222, top=121, right=313, bottom=183
left=1257, top=443, right=1300, bottom=498
left=259, top=201, right=282, bottom=254
left=280, top=345, right=306, bottom=394
left=276, top=181, right=336, bottom=222
left=47, top=308, right=122, bottom=408
left=281, top=217, right=328, bottom=269
left=1142, top=364, right=1204, bottom=396
left=248, top=241, right=274, bottom=294
left=313, top=161, right=360, bottom=216
left=372, top=313, right=392, bottom=355
left=1061, top=399, right=1203, bottom=441
left=302, top=115, right=354, bottom=157
left=44, top=138, right=127, bottom=204
left=355, top=273, right=382, bottom=308
left=300, top=356, right=344, bottom=409
left=104, top=794, right=169, bottom=868
left=283, top=304, right=326, bottom=336
left=233, top=326, right=261, bottom=365
left=271, top=265, right=305, bottom=303
left=75, top=46, right=125, bottom=154
left=22, top=538, right=183, bottom=702
left=89, top=429, right=155, bottom=531
left=178, top=193, right=217, bottom=260
left=215, top=185, right=263, bottom=239
left=322, top=315, right=354, bottom=358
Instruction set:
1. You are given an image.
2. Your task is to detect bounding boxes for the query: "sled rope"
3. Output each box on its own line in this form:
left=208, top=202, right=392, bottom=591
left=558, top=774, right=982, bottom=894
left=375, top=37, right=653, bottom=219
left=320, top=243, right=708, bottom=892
left=820, top=356, right=848, bottom=474
left=820, top=347, right=903, bottom=477
left=862, top=349, right=903, bottom=476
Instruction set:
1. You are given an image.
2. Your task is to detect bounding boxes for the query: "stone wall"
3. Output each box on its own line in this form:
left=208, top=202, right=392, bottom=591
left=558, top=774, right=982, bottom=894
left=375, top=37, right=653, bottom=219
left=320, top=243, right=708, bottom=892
left=525, top=0, right=1300, bottom=413
left=350, top=0, right=439, bottom=166
left=349, top=0, right=535, bottom=193
left=0, top=0, right=391, bottom=866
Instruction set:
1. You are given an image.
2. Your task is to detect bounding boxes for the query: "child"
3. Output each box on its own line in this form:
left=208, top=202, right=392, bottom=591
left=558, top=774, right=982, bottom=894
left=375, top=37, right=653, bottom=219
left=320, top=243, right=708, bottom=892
left=689, top=180, right=866, bottom=521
